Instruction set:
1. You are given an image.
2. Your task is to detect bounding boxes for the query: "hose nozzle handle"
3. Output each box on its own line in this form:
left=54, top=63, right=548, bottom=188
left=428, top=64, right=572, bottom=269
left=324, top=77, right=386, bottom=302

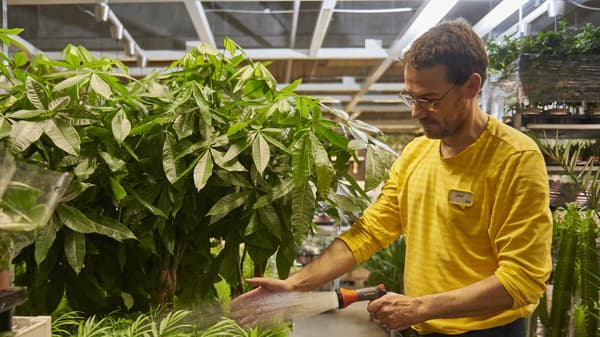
left=335, top=284, right=387, bottom=308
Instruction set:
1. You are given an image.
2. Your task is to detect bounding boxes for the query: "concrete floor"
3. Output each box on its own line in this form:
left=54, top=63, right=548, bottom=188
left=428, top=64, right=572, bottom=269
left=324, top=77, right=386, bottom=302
left=290, top=301, right=389, bottom=337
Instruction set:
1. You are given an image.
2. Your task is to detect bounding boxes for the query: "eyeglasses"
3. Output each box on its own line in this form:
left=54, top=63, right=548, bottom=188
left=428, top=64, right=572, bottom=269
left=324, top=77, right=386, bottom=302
left=398, top=86, right=455, bottom=112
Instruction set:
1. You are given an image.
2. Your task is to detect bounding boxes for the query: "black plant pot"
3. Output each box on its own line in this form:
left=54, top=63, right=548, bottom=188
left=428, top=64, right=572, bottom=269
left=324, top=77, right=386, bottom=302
left=0, top=288, right=26, bottom=332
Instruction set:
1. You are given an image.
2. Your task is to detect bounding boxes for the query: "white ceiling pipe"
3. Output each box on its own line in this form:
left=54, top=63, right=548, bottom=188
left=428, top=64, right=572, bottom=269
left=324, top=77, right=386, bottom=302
left=183, top=0, right=216, bottom=47
left=308, top=0, right=336, bottom=57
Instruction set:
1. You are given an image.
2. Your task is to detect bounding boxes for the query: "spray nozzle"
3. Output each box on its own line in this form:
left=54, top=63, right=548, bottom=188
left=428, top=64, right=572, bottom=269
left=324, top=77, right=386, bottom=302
left=335, top=284, right=387, bottom=308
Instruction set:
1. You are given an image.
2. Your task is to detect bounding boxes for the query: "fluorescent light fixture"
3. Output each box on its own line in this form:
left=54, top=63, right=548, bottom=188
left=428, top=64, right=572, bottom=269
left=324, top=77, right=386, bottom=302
left=473, top=0, right=529, bottom=37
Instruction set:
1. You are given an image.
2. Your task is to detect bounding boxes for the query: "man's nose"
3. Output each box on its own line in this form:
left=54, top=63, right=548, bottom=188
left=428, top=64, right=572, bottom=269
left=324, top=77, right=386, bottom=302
left=410, top=104, right=428, bottom=119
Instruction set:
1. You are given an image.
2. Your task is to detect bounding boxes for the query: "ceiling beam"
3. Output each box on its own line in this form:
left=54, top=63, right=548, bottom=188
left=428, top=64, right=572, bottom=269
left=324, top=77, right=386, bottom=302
left=285, top=0, right=301, bottom=82
left=496, top=0, right=550, bottom=39
left=473, top=0, right=529, bottom=37
left=308, top=0, right=336, bottom=57
left=183, top=0, right=216, bottom=47
left=345, top=0, right=459, bottom=117
left=279, top=81, right=404, bottom=92
left=9, top=0, right=364, bottom=3
left=183, top=44, right=389, bottom=59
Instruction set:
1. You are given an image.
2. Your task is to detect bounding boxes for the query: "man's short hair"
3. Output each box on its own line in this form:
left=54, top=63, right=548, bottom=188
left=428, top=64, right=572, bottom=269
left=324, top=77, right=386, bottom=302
left=403, top=18, right=488, bottom=87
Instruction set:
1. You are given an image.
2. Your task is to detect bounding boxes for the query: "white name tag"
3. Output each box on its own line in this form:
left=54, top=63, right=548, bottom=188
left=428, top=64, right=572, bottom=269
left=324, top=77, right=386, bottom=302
left=448, top=189, right=473, bottom=207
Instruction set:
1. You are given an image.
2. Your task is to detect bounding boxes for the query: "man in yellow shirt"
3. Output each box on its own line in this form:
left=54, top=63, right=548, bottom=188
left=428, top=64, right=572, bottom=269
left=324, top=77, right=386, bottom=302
left=234, top=19, right=552, bottom=336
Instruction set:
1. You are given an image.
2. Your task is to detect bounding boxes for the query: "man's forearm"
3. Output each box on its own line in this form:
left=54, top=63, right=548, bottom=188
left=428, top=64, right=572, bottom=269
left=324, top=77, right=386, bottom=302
left=417, top=275, right=513, bottom=321
left=287, top=238, right=357, bottom=291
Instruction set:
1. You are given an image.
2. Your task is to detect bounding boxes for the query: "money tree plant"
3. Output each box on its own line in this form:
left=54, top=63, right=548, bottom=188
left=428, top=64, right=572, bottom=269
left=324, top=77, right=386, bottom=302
left=0, top=32, right=395, bottom=315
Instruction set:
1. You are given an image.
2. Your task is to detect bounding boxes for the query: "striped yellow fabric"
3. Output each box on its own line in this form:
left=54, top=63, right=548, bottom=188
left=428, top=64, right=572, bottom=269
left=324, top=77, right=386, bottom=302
left=339, top=116, right=552, bottom=334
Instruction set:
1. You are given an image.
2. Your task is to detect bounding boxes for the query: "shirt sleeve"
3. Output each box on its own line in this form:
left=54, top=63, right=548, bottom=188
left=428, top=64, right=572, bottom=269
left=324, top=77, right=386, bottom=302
left=338, top=158, right=405, bottom=264
left=490, top=150, right=553, bottom=308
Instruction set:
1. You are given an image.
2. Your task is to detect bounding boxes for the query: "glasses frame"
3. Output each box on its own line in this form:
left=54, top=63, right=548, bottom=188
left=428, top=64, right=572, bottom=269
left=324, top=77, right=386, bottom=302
left=398, top=86, right=455, bottom=112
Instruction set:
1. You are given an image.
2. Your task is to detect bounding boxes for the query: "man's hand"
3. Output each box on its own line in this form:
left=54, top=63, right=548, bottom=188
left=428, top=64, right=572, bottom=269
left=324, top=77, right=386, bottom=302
left=367, top=293, right=424, bottom=331
left=229, top=277, right=293, bottom=326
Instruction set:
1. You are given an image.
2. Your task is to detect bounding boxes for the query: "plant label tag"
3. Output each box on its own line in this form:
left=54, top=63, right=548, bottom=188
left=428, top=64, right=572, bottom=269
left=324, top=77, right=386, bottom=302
left=448, top=189, right=473, bottom=207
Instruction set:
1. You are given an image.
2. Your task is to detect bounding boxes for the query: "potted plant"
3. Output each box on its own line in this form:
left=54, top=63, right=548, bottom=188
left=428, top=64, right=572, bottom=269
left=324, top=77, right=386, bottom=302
left=0, top=28, right=395, bottom=317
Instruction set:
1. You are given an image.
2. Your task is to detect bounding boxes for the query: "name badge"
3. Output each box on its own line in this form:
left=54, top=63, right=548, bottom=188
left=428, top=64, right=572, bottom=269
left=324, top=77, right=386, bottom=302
left=448, top=189, right=473, bottom=207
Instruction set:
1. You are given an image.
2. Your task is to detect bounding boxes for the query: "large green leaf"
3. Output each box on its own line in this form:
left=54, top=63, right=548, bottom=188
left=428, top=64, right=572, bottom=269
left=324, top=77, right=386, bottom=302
left=252, top=132, right=270, bottom=176
left=211, top=149, right=247, bottom=172
left=253, top=177, right=294, bottom=209
left=364, top=146, right=386, bottom=192
left=0, top=95, right=18, bottom=112
left=9, top=120, right=44, bottom=152
left=258, top=205, right=281, bottom=241
left=57, top=204, right=136, bottom=241
left=64, top=227, right=86, bottom=274
left=90, top=73, right=111, bottom=99
left=48, top=96, right=71, bottom=111
left=34, top=216, right=60, bottom=265
left=6, top=109, right=46, bottom=119
left=43, top=119, right=81, bottom=156
left=244, top=212, right=260, bottom=237
left=25, top=76, right=47, bottom=110
left=173, top=109, right=195, bottom=140
left=168, top=85, right=192, bottom=112
left=193, top=151, right=213, bottom=191
left=109, top=176, right=127, bottom=201
left=126, top=186, right=167, bottom=217
left=311, top=133, right=334, bottom=199
left=99, top=151, right=126, bottom=172
left=162, top=133, right=186, bottom=184
left=291, top=181, right=315, bottom=244
left=111, top=109, right=131, bottom=144
left=74, top=157, right=97, bottom=180
left=0, top=117, right=10, bottom=138
left=53, top=73, right=89, bottom=92
left=223, top=137, right=251, bottom=162
left=291, top=133, right=313, bottom=187
left=206, top=191, right=251, bottom=217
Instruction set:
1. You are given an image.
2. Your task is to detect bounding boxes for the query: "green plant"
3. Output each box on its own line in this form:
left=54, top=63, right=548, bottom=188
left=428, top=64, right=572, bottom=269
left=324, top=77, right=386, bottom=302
left=533, top=136, right=600, bottom=337
left=1, top=30, right=395, bottom=315
left=538, top=204, right=599, bottom=337
left=50, top=310, right=289, bottom=337
left=361, top=237, right=405, bottom=293
left=487, top=21, right=600, bottom=74
left=199, top=317, right=290, bottom=337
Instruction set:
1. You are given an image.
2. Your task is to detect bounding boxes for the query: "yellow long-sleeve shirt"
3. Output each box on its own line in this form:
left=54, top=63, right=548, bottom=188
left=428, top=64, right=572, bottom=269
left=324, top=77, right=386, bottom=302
left=339, top=116, right=552, bottom=334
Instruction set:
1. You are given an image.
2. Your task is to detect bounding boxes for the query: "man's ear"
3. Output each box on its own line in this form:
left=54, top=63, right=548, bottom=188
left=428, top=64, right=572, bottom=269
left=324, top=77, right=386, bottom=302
left=465, top=73, right=482, bottom=99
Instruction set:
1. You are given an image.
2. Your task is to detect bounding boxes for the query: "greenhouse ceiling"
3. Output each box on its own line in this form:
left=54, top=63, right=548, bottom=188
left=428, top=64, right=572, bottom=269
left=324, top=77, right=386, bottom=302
left=5, top=0, right=600, bottom=133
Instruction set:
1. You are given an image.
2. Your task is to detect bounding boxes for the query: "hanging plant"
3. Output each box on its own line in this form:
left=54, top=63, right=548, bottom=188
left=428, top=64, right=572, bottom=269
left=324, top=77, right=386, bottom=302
left=487, top=21, right=600, bottom=75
